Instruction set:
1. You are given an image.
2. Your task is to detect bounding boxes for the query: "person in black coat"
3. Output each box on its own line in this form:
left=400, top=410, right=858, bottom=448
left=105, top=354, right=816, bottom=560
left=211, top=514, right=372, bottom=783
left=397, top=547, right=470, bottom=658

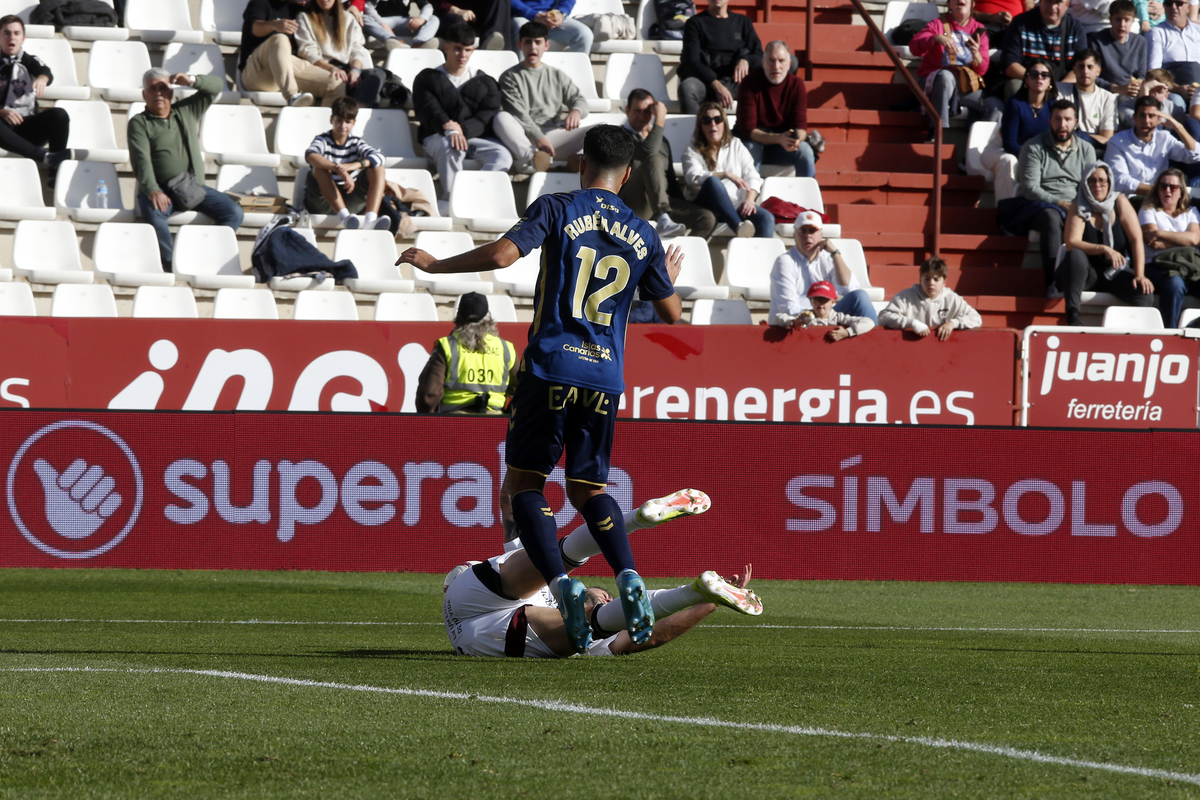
left=677, top=0, right=762, bottom=115
left=0, top=16, right=69, bottom=169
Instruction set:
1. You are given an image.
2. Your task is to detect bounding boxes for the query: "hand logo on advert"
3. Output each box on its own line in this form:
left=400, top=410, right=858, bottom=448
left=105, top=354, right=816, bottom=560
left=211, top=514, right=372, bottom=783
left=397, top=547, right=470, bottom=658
left=32, top=457, right=123, bottom=540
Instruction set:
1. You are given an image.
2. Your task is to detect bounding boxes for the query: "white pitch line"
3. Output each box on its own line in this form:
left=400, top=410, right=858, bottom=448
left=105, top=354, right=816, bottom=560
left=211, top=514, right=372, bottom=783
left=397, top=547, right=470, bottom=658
left=2, top=666, right=1197, bottom=788
left=0, top=619, right=438, bottom=626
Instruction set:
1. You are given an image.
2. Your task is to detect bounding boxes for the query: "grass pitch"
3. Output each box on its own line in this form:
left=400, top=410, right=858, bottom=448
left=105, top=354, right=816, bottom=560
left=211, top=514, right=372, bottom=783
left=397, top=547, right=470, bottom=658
left=1, top=569, right=1199, bottom=799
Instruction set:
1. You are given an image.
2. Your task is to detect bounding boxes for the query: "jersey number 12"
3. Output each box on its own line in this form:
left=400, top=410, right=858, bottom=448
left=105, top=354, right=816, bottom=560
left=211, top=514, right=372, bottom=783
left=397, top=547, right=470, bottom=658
left=571, top=246, right=630, bottom=326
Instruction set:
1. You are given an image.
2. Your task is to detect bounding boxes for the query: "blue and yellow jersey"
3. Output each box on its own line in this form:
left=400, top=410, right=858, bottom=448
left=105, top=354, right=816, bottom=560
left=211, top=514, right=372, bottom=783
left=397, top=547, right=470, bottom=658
left=503, top=188, right=674, bottom=394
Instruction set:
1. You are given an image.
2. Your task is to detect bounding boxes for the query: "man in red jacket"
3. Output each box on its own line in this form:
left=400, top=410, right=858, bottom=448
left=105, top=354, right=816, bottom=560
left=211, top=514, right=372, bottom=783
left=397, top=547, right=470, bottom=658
left=734, top=40, right=814, bottom=178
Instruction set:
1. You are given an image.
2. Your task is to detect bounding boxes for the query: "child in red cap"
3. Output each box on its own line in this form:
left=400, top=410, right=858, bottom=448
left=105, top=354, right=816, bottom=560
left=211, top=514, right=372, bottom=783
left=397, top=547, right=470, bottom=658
left=793, top=280, right=875, bottom=342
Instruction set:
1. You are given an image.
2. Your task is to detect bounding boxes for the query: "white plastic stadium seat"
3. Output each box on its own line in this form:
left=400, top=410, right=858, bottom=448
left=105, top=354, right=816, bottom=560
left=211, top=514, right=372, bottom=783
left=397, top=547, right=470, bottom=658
left=603, top=53, right=675, bottom=111
left=93, top=223, right=175, bottom=287
left=485, top=294, right=518, bottom=322
left=723, top=238, right=786, bottom=300
left=21, top=38, right=89, bottom=99
left=55, top=161, right=135, bottom=224
left=215, top=165, right=283, bottom=228
left=0, top=159, right=56, bottom=220
left=883, top=1, right=940, bottom=59
left=386, top=168, right=453, bottom=231
left=12, top=220, right=94, bottom=285
left=62, top=0, right=129, bottom=41
left=132, top=285, right=199, bottom=318
left=375, top=292, right=439, bottom=321
left=759, top=177, right=842, bottom=239
left=493, top=246, right=541, bottom=296
left=212, top=288, right=279, bottom=319
left=690, top=298, right=752, bottom=325
left=829, top=238, right=885, bottom=302
left=0, top=0, right=54, bottom=38
left=526, top=173, right=580, bottom=209
left=636, top=0, right=683, bottom=55
left=410, top=231, right=493, bottom=294
left=333, top=229, right=416, bottom=294
left=236, top=67, right=286, bottom=107
left=541, top=51, right=611, bottom=112
left=0, top=282, right=36, bottom=316
left=87, top=40, right=151, bottom=103
left=57, top=101, right=129, bottom=163
left=1102, top=306, right=1165, bottom=330
left=200, top=0, right=244, bottom=45
left=668, top=237, right=730, bottom=300
left=468, top=49, right=519, bottom=80
left=570, top=0, right=643, bottom=52
left=662, top=114, right=694, bottom=170
left=163, top=43, right=239, bottom=103
left=384, top=49, right=445, bottom=106
left=357, top=108, right=423, bottom=168
left=125, top=0, right=204, bottom=43
left=50, top=284, right=118, bottom=317
left=174, top=226, right=256, bottom=290
left=274, top=106, right=333, bottom=168
left=1179, top=308, right=1200, bottom=327
left=293, top=290, right=360, bottom=320
left=965, top=121, right=1000, bottom=180
left=202, top=106, right=281, bottom=167
left=449, top=172, right=519, bottom=232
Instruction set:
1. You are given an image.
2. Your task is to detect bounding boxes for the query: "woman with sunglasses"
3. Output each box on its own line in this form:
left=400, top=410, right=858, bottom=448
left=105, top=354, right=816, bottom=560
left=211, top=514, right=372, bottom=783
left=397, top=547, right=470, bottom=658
left=682, top=102, right=775, bottom=238
left=1057, top=161, right=1154, bottom=326
left=980, top=58, right=1057, bottom=200
left=1139, top=168, right=1200, bottom=325
left=909, top=0, right=998, bottom=142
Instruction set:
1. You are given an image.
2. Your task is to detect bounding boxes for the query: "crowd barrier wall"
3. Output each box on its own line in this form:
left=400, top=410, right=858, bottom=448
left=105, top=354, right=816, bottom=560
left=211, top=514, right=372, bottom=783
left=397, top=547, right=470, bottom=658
left=2, top=411, right=1197, bottom=585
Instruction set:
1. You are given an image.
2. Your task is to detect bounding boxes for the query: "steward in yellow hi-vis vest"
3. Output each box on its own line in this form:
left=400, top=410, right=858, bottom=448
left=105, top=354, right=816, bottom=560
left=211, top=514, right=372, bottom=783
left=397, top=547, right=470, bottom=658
left=415, top=292, right=518, bottom=414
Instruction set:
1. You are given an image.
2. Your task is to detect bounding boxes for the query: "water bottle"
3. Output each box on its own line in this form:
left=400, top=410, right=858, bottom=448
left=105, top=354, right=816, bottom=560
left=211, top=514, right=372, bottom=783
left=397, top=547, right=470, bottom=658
left=299, top=209, right=311, bottom=229
left=95, top=180, right=108, bottom=210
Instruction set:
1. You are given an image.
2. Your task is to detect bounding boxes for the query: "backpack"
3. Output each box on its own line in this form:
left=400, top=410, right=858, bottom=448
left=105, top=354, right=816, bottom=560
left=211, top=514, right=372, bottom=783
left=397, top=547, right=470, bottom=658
left=889, top=17, right=927, bottom=47
left=650, top=0, right=694, bottom=40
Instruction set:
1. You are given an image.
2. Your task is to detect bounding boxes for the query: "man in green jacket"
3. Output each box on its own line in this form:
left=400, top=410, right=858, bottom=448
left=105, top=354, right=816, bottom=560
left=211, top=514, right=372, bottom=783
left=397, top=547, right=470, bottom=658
left=127, top=68, right=244, bottom=273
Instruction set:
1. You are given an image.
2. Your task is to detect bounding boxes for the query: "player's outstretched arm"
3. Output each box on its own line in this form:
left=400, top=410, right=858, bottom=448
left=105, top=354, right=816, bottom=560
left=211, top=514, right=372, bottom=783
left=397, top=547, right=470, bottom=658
left=397, top=238, right=521, bottom=274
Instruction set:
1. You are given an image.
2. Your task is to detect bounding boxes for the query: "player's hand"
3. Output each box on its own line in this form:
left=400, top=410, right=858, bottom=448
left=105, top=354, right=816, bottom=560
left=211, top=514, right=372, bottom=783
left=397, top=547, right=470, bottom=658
left=654, top=100, right=668, bottom=126
left=33, top=457, right=122, bottom=540
left=727, top=564, right=752, bottom=589
left=937, top=320, right=954, bottom=341
left=170, top=72, right=194, bottom=86
left=733, top=58, right=749, bottom=84
left=397, top=247, right=437, bottom=271
left=712, top=80, right=734, bottom=109
left=825, top=326, right=849, bottom=342
left=536, top=136, right=556, bottom=157
left=564, top=109, right=582, bottom=131
left=664, top=243, right=685, bottom=284
left=0, top=108, right=22, bottom=126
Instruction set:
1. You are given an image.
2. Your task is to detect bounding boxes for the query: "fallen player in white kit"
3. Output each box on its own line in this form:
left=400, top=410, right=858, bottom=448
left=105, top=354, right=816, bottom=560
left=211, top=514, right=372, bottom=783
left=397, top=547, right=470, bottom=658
left=442, top=489, right=763, bottom=658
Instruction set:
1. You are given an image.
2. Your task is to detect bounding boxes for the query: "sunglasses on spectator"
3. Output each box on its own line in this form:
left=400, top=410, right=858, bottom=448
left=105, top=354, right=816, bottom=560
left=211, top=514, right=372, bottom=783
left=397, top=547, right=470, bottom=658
left=1161, top=183, right=1183, bottom=191
left=701, top=115, right=724, bottom=125
left=1166, top=1, right=1186, bottom=7
left=1028, top=71, right=1052, bottom=79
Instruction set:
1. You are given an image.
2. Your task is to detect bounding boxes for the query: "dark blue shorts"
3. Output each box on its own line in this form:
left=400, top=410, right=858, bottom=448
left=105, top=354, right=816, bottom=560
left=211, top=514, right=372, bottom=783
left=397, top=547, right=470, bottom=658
left=505, top=371, right=617, bottom=486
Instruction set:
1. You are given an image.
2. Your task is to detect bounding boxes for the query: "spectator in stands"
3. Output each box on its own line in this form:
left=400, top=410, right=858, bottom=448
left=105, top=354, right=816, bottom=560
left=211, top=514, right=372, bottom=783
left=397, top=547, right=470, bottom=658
left=414, top=22, right=513, bottom=210
left=1106, top=96, right=1200, bottom=196
left=998, top=0, right=1086, bottom=94
left=1057, top=161, right=1154, bottom=324
left=683, top=102, right=774, bottom=238
left=981, top=58, right=1058, bottom=199
left=879, top=257, right=982, bottom=338
left=495, top=21, right=589, bottom=171
left=0, top=15, right=70, bottom=171
left=1088, top=0, right=1147, bottom=113
left=295, top=0, right=372, bottom=105
left=509, top=0, right=593, bottom=54
left=1060, top=48, right=1116, bottom=148
left=1011, top=99, right=1095, bottom=294
left=909, top=0, right=998, bottom=141
left=789, top=280, right=875, bottom=341
left=768, top=210, right=878, bottom=326
left=128, top=69, right=244, bottom=273
left=1138, top=167, right=1200, bottom=324
left=1069, top=0, right=1116, bottom=33
left=434, top=0, right=510, bottom=50
left=240, top=0, right=326, bottom=108
left=1141, top=69, right=1179, bottom=118
left=1146, top=0, right=1200, bottom=106
left=974, top=0, right=1032, bottom=39
left=734, top=40, right=816, bottom=177
left=355, top=0, right=440, bottom=49
left=415, top=292, right=517, bottom=414
left=620, top=89, right=715, bottom=239
left=678, top=0, right=763, bottom=115
left=303, top=95, right=390, bottom=229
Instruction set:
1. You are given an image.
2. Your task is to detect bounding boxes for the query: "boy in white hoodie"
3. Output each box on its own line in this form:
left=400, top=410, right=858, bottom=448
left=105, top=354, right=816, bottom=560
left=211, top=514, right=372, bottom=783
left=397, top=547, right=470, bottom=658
left=879, top=257, right=982, bottom=340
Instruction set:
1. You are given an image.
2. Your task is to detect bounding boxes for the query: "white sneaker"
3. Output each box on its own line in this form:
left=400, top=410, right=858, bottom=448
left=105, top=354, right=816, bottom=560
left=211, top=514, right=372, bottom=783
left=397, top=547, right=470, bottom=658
left=385, top=38, right=410, bottom=50
left=343, top=215, right=361, bottom=229
left=656, top=214, right=686, bottom=238
left=372, top=215, right=392, bottom=230
left=736, top=220, right=755, bottom=238
left=287, top=91, right=314, bottom=108
left=692, top=570, right=763, bottom=616
left=636, top=489, right=711, bottom=527
left=483, top=31, right=505, bottom=49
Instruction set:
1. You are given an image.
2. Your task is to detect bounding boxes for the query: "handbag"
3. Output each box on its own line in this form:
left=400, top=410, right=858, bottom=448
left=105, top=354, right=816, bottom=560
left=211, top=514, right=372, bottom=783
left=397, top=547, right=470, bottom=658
left=941, top=20, right=982, bottom=94
left=164, top=170, right=207, bottom=210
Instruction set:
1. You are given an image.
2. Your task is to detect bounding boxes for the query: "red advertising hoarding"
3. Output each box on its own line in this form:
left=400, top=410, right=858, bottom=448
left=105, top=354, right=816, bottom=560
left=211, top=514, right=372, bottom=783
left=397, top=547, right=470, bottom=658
left=0, top=319, right=1019, bottom=426
left=3, top=410, right=1198, bottom=585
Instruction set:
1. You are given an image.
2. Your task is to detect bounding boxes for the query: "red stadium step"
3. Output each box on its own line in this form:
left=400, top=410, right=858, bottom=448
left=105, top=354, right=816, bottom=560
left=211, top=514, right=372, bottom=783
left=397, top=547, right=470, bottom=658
left=816, top=142, right=959, bottom=173
left=973, top=295, right=1066, bottom=328
left=756, top=23, right=873, bottom=50
left=813, top=172, right=984, bottom=206
left=806, top=80, right=912, bottom=109
left=808, top=52, right=899, bottom=83
left=830, top=204, right=1002, bottom=237
left=871, top=265, right=1047, bottom=297
left=845, top=110, right=928, bottom=143
left=859, top=235, right=1027, bottom=268
left=757, top=0, right=857, bottom=24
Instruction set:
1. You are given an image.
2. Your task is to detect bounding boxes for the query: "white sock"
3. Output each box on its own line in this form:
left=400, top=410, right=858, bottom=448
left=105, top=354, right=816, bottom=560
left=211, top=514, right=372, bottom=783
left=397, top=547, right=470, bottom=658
left=560, top=509, right=640, bottom=566
left=364, top=211, right=378, bottom=227
left=337, top=208, right=351, bottom=223
left=595, top=585, right=703, bottom=633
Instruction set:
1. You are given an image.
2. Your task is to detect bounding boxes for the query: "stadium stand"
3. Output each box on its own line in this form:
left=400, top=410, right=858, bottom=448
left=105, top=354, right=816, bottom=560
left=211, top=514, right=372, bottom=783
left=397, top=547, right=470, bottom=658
left=485, top=293, right=519, bottom=322
left=0, top=160, right=56, bottom=221
left=198, top=0, right=243, bottom=45
left=214, top=165, right=282, bottom=227
left=572, top=0, right=645, bottom=52
left=603, top=52, right=676, bottom=111
left=162, top=42, right=240, bottom=103
left=722, top=237, right=786, bottom=300
left=55, top=161, right=134, bottom=224
left=13, top=220, right=94, bottom=285
left=449, top=171, right=520, bottom=232
left=212, top=288, right=279, bottom=320
left=491, top=246, right=542, bottom=296
left=125, top=0, right=206, bottom=44
left=93, top=223, right=176, bottom=287
left=0, top=0, right=53, bottom=38
left=201, top=105, right=281, bottom=167
left=62, top=0, right=129, bottom=42
left=541, top=51, right=612, bottom=112
left=131, top=285, right=201, bottom=318
left=21, top=38, right=90, bottom=100
left=1101, top=306, right=1166, bottom=330
left=293, top=289, right=360, bottom=320
left=375, top=292, right=440, bottom=321
left=50, top=284, right=118, bottom=318
left=666, top=236, right=731, bottom=300
left=56, top=100, right=128, bottom=163
left=87, top=40, right=152, bottom=102
left=689, top=298, right=754, bottom=324
left=0, top=282, right=36, bottom=316
left=410, top=231, right=493, bottom=294
left=333, top=229, right=417, bottom=295
left=635, top=0, right=683, bottom=55
left=466, top=49, right=520, bottom=81
left=173, top=225, right=256, bottom=290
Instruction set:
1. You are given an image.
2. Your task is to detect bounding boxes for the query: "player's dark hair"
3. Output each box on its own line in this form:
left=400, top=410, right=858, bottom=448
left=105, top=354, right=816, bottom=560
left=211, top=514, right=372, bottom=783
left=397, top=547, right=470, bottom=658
left=0, top=14, right=24, bottom=31
left=1109, top=0, right=1136, bottom=16
left=519, top=20, right=549, bottom=41
left=920, top=257, right=949, bottom=280
left=1049, top=98, right=1076, bottom=116
left=443, top=21, right=477, bottom=46
left=1073, top=47, right=1102, bottom=68
left=627, top=87, right=654, bottom=107
left=583, top=124, right=635, bottom=173
left=331, top=95, right=359, bottom=120
left=1135, top=95, right=1162, bottom=113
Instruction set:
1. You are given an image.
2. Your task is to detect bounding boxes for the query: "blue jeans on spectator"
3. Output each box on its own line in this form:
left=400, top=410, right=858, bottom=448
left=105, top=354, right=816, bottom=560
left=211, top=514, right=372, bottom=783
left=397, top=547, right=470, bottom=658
left=835, top=288, right=878, bottom=323
left=694, top=176, right=775, bottom=238
left=511, top=15, right=593, bottom=52
left=745, top=138, right=815, bottom=179
left=364, top=3, right=440, bottom=44
left=137, top=187, right=244, bottom=271
left=1145, top=265, right=1200, bottom=327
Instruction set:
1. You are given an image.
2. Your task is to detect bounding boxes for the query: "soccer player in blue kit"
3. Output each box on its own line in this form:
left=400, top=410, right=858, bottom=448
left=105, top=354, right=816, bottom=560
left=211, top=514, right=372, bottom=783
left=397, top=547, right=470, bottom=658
left=399, top=124, right=684, bottom=654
